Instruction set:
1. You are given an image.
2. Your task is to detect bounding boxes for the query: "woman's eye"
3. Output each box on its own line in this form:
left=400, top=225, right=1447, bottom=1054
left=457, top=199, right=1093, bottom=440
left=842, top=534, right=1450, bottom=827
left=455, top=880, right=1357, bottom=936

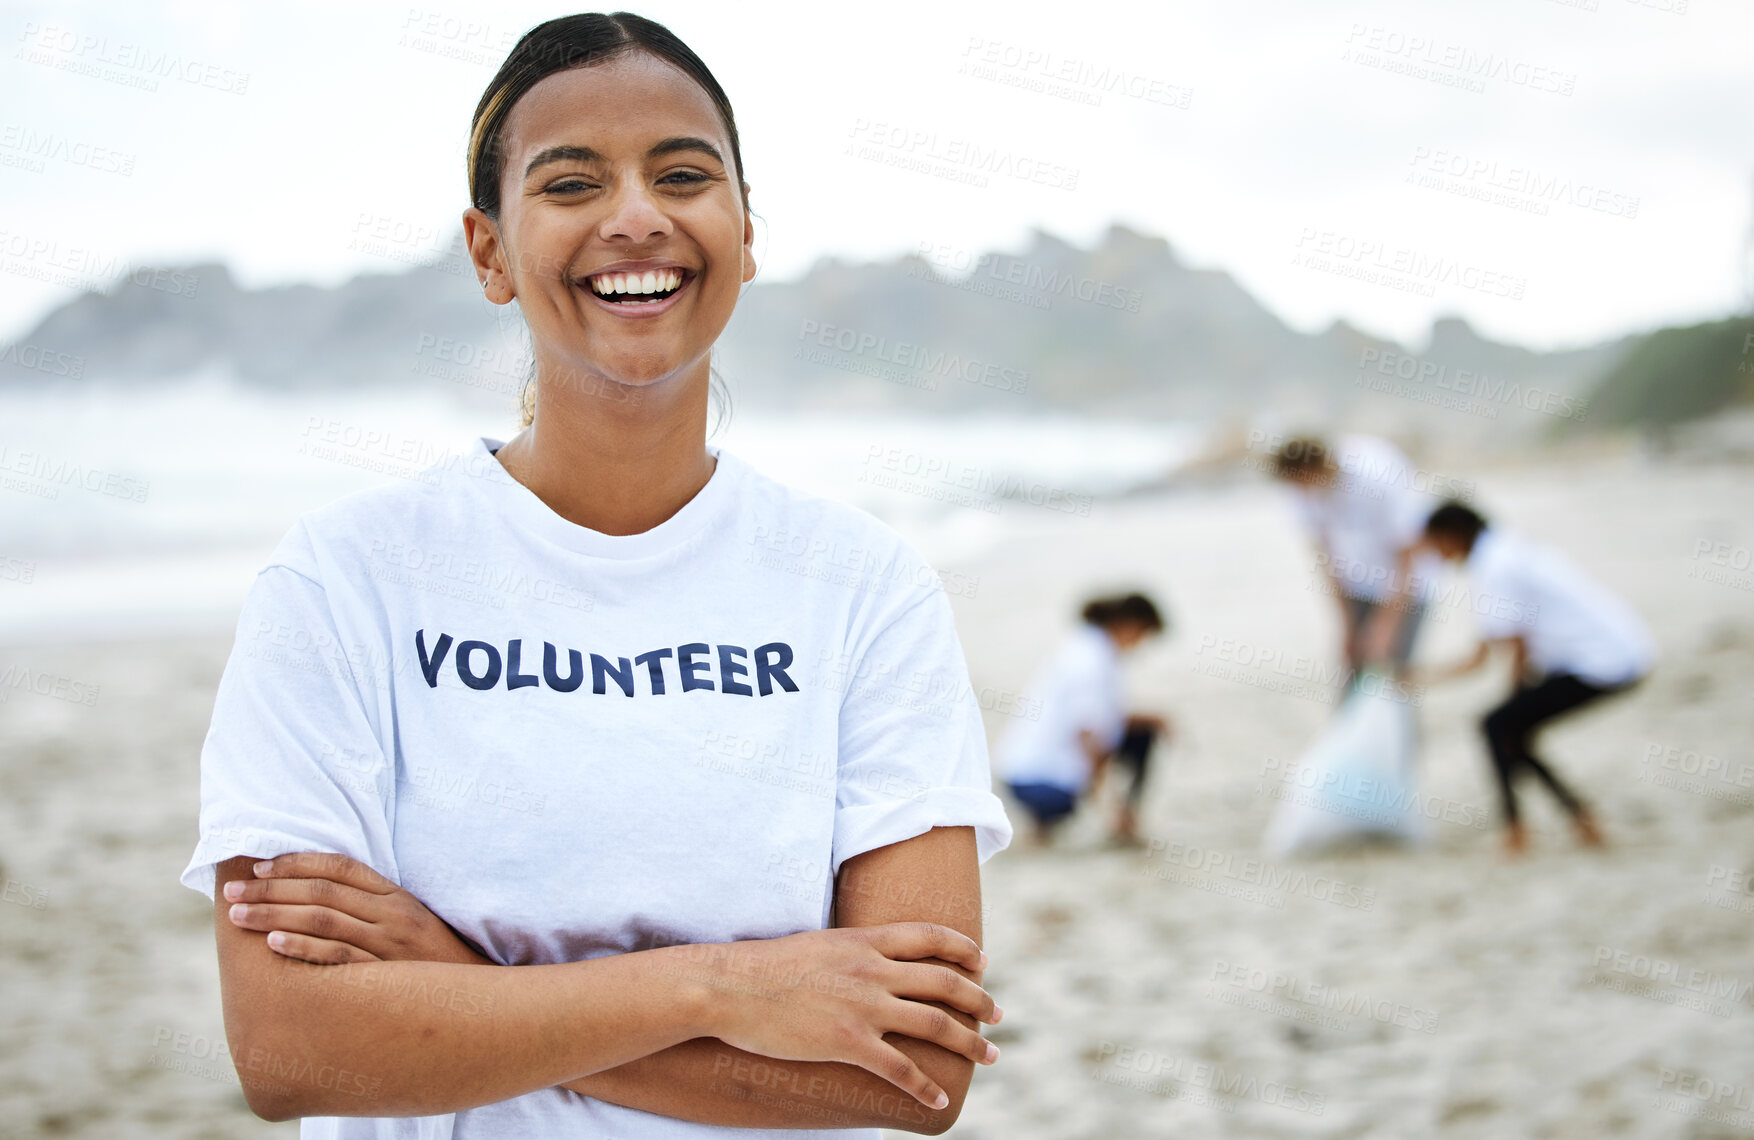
left=660, top=171, right=710, bottom=186
left=546, top=179, right=595, bottom=194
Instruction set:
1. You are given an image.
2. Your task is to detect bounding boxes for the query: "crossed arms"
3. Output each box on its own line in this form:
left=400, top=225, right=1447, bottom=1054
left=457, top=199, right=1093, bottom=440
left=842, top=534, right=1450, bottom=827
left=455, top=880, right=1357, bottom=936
left=212, top=825, right=997, bottom=1132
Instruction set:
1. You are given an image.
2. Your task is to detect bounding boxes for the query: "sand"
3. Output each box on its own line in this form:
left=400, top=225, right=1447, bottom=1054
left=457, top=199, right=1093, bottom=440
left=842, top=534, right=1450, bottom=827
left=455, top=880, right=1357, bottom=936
left=2, top=449, right=1751, bottom=1138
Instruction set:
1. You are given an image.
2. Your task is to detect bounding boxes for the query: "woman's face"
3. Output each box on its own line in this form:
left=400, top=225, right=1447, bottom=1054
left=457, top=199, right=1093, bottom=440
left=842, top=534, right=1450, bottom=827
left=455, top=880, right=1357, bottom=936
left=470, top=52, right=755, bottom=394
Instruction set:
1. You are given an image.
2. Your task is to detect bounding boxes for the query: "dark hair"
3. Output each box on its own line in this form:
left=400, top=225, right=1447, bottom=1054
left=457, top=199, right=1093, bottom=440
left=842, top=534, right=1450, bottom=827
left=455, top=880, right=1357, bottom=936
left=1081, top=592, right=1166, bottom=633
left=1272, top=435, right=1330, bottom=479
left=466, top=12, right=746, bottom=430
left=1425, top=500, right=1488, bottom=549
left=467, top=12, right=750, bottom=219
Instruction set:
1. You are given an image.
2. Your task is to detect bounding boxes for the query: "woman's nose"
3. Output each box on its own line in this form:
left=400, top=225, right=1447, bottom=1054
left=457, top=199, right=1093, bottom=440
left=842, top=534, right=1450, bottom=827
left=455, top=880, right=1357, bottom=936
left=598, top=181, right=673, bottom=243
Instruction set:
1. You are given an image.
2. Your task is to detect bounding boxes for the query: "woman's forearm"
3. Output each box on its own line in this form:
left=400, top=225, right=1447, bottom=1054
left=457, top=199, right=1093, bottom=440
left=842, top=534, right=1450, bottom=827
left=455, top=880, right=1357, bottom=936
left=230, top=949, right=716, bottom=1120
left=216, top=858, right=714, bottom=1120
left=561, top=1039, right=948, bottom=1133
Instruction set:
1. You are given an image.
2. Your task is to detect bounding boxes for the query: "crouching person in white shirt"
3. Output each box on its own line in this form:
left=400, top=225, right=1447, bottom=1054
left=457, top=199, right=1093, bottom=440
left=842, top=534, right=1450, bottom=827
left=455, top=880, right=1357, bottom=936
left=997, top=593, right=1169, bottom=849
left=1415, top=501, right=1654, bottom=856
left=181, top=14, right=1011, bottom=1138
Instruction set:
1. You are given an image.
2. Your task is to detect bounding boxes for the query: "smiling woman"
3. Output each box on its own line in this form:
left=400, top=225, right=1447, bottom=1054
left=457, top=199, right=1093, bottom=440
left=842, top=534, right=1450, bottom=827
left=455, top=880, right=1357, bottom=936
left=463, top=14, right=753, bottom=433
left=180, top=11, right=1012, bottom=1140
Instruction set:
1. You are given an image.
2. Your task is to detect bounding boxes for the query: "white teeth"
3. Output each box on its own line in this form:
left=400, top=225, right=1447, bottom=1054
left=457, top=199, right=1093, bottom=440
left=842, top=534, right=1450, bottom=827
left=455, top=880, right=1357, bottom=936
left=586, top=268, right=686, bottom=298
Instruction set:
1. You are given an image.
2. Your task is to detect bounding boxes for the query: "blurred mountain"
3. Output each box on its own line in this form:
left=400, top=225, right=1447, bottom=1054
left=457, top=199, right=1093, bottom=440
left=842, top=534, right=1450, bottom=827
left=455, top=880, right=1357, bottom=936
left=0, top=245, right=507, bottom=391
left=1570, top=316, right=1754, bottom=429
left=0, top=223, right=1644, bottom=439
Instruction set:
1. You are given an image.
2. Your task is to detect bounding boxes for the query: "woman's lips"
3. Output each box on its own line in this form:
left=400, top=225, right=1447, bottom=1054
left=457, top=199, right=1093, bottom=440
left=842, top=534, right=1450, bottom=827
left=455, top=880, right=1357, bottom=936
left=579, top=271, right=694, bottom=318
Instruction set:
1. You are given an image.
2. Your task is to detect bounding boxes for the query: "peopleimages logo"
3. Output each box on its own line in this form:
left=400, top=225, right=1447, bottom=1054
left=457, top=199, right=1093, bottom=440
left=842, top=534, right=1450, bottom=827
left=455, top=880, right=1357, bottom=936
left=1355, top=348, right=1589, bottom=420
left=1206, top=960, right=1441, bottom=1034
left=795, top=320, right=1029, bottom=394
left=1092, top=1042, right=1325, bottom=1115
left=0, top=444, right=149, bottom=502
left=1142, top=839, right=1378, bottom=910
left=1190, top=634, right=1425, bottom=707
left=845, top=119, right=1079, bottom=192
left=910, top=241, right=1143, bottom=313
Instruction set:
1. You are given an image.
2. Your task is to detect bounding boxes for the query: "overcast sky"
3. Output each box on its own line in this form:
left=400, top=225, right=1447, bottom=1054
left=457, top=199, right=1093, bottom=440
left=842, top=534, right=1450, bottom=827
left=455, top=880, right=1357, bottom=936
left=3, top=0, right=1750, bottom=352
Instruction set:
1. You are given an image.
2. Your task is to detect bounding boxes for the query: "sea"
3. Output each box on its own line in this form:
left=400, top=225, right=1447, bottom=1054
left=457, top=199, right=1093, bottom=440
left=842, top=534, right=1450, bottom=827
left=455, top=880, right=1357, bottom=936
left=0, top=377, right=1200, bottom=645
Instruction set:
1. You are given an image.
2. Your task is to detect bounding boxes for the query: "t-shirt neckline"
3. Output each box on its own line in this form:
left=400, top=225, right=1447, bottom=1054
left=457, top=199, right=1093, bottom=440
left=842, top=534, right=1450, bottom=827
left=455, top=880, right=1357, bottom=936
left=470, top=435, right=740, bottom=559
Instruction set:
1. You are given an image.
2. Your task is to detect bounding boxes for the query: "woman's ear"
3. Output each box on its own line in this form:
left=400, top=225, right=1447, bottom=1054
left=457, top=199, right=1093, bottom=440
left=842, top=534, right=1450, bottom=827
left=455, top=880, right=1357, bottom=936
left=741, top=194, right=758, bottom=285
left=463, top=207, right=517, bottom=305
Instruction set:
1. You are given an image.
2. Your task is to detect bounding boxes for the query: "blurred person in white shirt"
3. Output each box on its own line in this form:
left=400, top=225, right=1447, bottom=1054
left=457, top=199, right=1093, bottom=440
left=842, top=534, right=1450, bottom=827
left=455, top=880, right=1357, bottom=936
left=1270, top=434, right=1442, bottom=691
left=997, top=593, right=1169, bottom=848
left=1415, top=501, right=1654, bottom=855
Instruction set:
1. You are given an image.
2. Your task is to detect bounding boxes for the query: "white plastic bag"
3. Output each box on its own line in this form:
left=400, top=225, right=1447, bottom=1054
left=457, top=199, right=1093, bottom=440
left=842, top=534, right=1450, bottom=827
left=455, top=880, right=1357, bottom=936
left=1262, top=676, right=1425, bottom=857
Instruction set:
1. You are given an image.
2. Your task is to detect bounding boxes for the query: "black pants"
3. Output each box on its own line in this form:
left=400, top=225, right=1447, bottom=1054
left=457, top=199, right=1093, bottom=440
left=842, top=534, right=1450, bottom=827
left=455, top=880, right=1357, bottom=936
left=1481, top=673, right=1634, bottom=826
left=1109, top=724, right=1158, bottom=806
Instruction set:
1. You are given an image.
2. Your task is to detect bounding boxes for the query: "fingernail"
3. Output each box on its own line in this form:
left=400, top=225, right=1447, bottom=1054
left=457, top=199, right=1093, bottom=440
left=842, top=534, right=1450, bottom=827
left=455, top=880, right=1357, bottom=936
left=253, top=860, right=273, bottom=877
left=984, top=1043, right=999, bottom=1064
left=267, top=931, right=286, bottom=950
left=222, top=881, right=244, bottom=901
left=976, top=951, right=990, bottom=969
left=932, top=1092, right=948, bottom=1110
left=228, top=903, right=247, bottom=922
left=992, top=1004, right=1004, bottom=1022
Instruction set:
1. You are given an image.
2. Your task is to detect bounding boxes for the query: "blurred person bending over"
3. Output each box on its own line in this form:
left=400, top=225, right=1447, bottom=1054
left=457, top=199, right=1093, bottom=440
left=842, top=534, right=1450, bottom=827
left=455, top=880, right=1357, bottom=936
left=1270, top=434, right=1439, bottom=689
left=1416, top=502, right=1654, bottom=855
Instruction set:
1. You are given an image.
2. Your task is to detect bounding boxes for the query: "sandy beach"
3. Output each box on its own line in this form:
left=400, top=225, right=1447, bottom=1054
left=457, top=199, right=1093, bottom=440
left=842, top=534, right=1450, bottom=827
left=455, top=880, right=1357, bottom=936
left=3, top=448, right=1751, bottom=1139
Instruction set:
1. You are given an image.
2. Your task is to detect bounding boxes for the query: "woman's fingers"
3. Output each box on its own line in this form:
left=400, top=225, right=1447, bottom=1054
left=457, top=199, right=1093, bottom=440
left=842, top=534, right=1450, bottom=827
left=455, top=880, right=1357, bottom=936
left=253, top=851, right=396, bottom=894
left=885, top=961, right=998, bottom=1024
left=883, top=998, right=999, bottom=1067
left=221, top=874, right=382, bottom=918
left=849, top=1040, right=950, bottom=1111
left=862, top=922, right=988, bottom=974
left=228, top=857, right=490, bottom=965
left=263, top=930, right=382, bottom=965
left=227, top=901, right=377, bottom=949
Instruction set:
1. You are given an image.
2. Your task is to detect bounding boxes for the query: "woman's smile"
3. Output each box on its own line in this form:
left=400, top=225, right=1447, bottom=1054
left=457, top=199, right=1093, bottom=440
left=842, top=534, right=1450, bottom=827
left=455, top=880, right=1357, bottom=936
left=579, top=260, right=698, bottom=318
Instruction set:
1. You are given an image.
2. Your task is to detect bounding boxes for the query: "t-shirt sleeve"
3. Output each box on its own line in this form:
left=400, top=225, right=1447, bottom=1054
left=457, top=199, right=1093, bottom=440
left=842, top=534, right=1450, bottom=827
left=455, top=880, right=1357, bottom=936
left=831, top=585, right=1013, bottom=878
left=179, top=561, right=399, bottom=901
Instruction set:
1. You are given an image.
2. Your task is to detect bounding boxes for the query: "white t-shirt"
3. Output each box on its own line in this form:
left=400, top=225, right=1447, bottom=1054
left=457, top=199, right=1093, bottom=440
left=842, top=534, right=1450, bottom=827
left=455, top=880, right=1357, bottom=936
left=1467, top=528, right=1655, bottom=686
left=1290, top=435, right=1437, bottom=604
left=993, top=624, right=1125, bottom=793
left=180, top=437, right=1012, bottom=1140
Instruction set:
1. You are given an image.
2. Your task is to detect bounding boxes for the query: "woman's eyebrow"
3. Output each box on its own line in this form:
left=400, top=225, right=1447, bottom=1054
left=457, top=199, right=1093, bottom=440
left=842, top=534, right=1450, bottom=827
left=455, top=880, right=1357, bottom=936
left=524, top=144, right=603, bottom=179
left=647, top=136, right=723, bottom=164
left=522, top=138, right=722, bottom=179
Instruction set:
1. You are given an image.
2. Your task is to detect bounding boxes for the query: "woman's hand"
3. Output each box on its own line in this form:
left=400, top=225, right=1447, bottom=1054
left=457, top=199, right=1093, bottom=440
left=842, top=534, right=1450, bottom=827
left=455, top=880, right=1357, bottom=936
left=222, top=852, right=492, bottom=966
left=693, top=922, right=1001, bottom=1110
